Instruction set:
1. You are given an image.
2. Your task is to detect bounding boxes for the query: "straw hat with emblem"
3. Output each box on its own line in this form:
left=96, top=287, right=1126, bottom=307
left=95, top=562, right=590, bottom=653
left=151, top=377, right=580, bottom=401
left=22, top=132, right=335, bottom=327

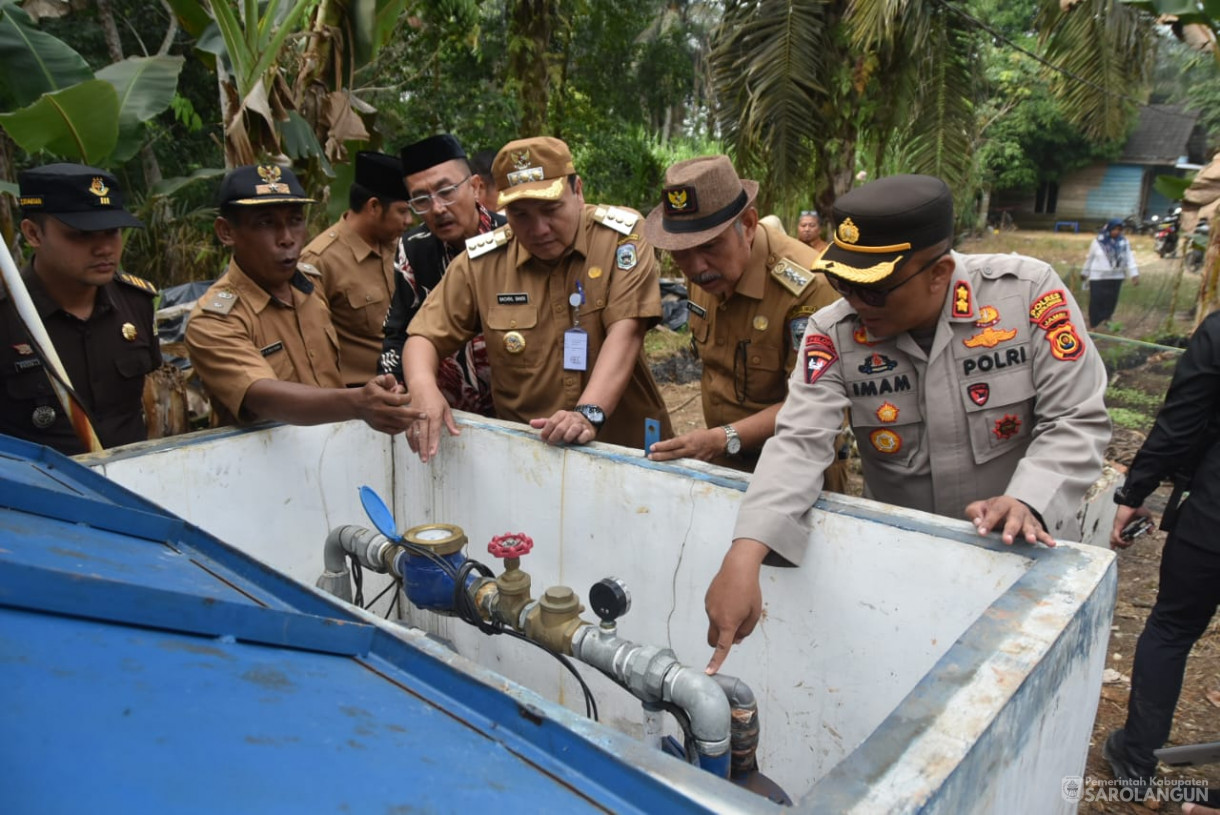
left=641, top=155, right=759, bottom=252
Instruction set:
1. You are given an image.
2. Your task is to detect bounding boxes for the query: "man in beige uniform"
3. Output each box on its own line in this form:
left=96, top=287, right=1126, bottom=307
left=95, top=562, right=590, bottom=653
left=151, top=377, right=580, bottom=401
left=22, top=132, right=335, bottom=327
left=404, top=136, right=673, bottom=460
left=642, top=156, right=843, bottom=480
left=186, top=164, right=420, bottom=434
left=300, top=151, right=412, bottom=385
left=704, top=174, right=1110, bottom=673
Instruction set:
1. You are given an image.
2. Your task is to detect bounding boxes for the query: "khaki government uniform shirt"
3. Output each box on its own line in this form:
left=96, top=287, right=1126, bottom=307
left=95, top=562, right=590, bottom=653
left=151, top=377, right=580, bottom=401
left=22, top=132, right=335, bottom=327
left=300, top=214, right=395, bottom=385
left=186, top=260, right=343, bottom=424
left=689, top=223, right=843, bottom=474
left=408, top=204, right=673, bottom=449
left=734, top=251, right=1110, bottom=563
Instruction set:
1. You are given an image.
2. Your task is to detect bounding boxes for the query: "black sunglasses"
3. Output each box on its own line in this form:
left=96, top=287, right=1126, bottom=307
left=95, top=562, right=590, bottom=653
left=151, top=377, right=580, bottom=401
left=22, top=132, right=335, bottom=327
left=826, top=253, right=947, bottom=308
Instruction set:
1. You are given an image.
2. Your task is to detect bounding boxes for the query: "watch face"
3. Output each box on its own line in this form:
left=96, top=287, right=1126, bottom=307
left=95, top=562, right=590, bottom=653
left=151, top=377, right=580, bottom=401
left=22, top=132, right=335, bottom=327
left=579, top=405, right=605, bottom=425
left=725, top=436, right=742, bottom=455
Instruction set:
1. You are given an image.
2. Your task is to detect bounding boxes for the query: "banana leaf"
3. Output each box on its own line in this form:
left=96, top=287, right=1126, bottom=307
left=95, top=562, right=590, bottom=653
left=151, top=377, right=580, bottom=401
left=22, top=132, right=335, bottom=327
left=0, top=80, right=119, bottom=164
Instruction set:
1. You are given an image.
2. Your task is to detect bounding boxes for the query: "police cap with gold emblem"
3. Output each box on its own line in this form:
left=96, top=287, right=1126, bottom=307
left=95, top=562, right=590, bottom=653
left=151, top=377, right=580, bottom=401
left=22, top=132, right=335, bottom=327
left=353, top=151, right=410, bottom=202
left=18, top=163, right=143, bottom=231
left=216, top=164, right=315, bottom=208
left=817, top=174, right=954, bottom=285
left=492, top=137, right=576, bottom=207
left=641, top=155, right=759, bottom=252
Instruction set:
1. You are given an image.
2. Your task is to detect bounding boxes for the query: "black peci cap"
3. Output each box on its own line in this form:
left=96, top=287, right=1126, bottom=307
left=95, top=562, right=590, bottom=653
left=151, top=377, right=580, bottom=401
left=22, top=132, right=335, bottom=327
left=216, top=164, right=314, bottom=208
left=18, top=163, right=143, bottom=231
left=353, top=151, right=409, bottom=202
left=816, top=174, right=954, bottom=284
left=400, top=134, right=467, bottom=177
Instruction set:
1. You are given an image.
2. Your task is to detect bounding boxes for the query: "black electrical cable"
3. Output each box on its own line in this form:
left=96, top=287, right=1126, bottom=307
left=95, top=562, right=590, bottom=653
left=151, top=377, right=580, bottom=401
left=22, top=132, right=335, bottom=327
left=385, top=583, right=401, bottom=619
left=363, top=577, right=399, bottom=611
left=350, top=553, right=364, bottom=607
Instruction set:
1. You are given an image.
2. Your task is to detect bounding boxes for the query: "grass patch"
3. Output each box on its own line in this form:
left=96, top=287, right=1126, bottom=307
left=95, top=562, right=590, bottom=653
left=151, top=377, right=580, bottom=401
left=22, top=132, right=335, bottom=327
left=1106, top=386, right=1164, bottom=413
left=1108, top=406, right=1154, bottom=432
left=645, top=326, right=691, bottom=359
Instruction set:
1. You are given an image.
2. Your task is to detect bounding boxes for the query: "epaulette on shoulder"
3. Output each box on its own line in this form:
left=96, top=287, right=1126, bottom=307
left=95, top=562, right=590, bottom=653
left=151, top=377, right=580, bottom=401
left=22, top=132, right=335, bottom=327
left=200, top=287, right=239, bottom=315
left=116, top=271, right=158, bottom=295
left=298, top=261, right=322, bottom=277
left=591, top=205, right=639, bottom=236
left=770, top=256, right=813, bottom=296
left=466, top=225, right=512, bottom=259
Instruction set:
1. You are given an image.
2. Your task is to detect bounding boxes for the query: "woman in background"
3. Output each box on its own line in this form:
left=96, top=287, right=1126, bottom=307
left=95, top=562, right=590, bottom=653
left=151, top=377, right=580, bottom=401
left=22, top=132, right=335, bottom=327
left=1083, top=218, right=1139, bottom=329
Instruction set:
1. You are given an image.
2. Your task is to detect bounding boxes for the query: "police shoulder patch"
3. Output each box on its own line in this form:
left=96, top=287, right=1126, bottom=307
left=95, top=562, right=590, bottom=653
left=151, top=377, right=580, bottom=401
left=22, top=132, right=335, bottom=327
left=200, top=288, right=239, bottom=315
left=116, top=272, right=157, bottom=295
left=466, top=225, right=512, bottom=259
left=803, top=333, right=838, bottom=385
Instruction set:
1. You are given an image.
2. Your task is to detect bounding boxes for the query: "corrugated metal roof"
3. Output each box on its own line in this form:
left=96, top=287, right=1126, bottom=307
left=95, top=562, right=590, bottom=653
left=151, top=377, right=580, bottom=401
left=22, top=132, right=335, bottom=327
left=1121, top=104, right=1202, bottom=165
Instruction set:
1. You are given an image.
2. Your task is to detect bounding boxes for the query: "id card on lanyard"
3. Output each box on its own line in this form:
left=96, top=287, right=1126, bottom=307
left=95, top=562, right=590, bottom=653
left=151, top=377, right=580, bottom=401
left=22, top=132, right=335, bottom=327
left=564, top=283, right=588, bottom=371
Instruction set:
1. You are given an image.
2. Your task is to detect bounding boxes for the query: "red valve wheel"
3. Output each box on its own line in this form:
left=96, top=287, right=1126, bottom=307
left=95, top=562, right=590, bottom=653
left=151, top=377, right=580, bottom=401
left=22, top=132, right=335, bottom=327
left=488, top=533, right=534, bottom=559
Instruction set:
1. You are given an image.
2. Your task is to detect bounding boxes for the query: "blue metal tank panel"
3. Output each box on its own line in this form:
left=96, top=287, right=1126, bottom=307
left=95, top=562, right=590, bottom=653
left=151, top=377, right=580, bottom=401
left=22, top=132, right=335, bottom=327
left=0, top=435, right=755, bottom=814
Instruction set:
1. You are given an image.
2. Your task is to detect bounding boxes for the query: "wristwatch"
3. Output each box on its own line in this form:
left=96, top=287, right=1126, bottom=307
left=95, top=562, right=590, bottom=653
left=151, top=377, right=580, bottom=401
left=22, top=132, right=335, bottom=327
left=1113, top=483, right=1142, bottom=507
left=575, top=404, right=606, bottom=431
left=721, top=424, right=742, bottom=455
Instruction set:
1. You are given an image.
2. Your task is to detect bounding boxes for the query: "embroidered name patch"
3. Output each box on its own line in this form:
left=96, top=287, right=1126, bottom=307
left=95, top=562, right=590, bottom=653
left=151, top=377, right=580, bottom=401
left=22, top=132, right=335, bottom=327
left=688, top=301, right=708, bottom=320
left=803, top=333, right=838, bottom=385
left=260, top=341, right=285, bottom=357
left=962, top=345, right=1028, bottom=376
left=497, top=293, right=529, bottom=305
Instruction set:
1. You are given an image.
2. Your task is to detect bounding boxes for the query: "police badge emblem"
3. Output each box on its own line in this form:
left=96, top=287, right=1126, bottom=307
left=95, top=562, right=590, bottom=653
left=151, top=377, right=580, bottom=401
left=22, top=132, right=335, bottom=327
left=32, top=405, right=57, bottom=429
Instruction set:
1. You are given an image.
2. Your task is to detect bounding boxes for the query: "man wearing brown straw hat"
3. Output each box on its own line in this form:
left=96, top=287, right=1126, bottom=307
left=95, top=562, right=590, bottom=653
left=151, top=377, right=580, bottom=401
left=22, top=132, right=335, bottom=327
left=703, top=173, right=1110, bottom=674
left=301, top=151, right=413, bottom=386
left=402, top=136, right=672, bottom=460
left=185, top=164, right=422, bottom=435
left=641, top=155, right=843, bottom=479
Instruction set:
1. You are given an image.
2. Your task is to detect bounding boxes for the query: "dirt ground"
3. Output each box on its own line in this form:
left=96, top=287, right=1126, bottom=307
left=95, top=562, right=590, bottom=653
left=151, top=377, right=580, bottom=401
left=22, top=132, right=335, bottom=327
left=650, top=233, right=1219, bottom=811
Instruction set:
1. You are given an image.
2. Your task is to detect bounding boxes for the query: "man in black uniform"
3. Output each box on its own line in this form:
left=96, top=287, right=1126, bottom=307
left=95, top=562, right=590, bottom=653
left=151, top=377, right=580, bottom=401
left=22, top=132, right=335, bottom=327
left=0, top=164, right=160, bottom=455
left=379, top=134, right=506, bottom=416
left=1105, top=310, right=1220, bottom=798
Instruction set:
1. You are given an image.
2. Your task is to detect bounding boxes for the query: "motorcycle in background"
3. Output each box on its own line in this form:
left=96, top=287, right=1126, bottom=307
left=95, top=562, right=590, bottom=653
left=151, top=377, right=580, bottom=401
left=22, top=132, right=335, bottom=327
left=1155, top=206, right=1183, bottom=258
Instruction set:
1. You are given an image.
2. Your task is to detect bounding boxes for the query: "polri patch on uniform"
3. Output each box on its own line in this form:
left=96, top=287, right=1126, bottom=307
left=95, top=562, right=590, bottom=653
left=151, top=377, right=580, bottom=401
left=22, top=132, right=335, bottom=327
left=1029, top=289, right=1067, bottom=324
left=616, top=243, right=638, bottom=271
left=788, top=317, right=809, bottom=349
left=688, top=301, right=708, bottom=320
left=803, top=333, right=838, bottom=385
left=858, top=353, right=898, bottom=375
left=771, top=258, right=812, bottom=296
left=993, top=414, right=1022, bottom=440
left=968, top=382, right=990, bottom=406
left=974, top=306, right=1000, bottom=327
left=962, top=326, right=1017, bottom=349
left=951, top=280, right=974, bottom=318
left=1036, top=308, right=1071, bottom=332
left=1046, top=322, right=1085, bottom=361
left=869, top=428, right=902, bottom=454
left=497, top=292, right=529, bottom=305
left=260, top=341, right=285, bottom=357
left=875, top=401, right=899, bottom=423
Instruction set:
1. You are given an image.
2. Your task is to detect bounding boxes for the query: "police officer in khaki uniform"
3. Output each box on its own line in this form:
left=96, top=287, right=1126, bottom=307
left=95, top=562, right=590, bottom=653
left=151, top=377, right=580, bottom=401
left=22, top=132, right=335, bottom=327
left=641, top=156, right=843, bottom=478
left=185, top=165, right=421, bottom=434
left=704, top=174, right=1110, bottom=673
left=404, top=136, right=673, bottom=459
left=0, top=164, right=159, bottom=454
left=300, top=151, right=412, bottom=385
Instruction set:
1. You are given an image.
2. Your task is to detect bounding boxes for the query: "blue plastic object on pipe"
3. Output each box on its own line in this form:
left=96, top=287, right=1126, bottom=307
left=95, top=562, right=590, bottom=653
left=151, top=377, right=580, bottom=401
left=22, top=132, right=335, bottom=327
left=393, top=549, right=474, bottom=613
left=697, top=751, right=730, bottom=779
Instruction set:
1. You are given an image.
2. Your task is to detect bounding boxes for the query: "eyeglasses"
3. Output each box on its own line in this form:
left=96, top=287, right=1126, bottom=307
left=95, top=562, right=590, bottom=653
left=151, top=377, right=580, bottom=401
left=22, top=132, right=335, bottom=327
left=800, top=210, right=818, bottom=218
left=407, top=176, right=473, bottom=215
left=826, top=252, right=947, bottom=308
left=733, top=339, right=750, bottom=404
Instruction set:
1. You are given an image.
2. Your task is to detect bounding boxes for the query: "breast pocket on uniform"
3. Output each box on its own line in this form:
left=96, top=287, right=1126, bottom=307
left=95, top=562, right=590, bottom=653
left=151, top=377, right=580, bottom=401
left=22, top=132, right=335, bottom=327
left=260, top=339, right=298, bottom=381
left=485, top=305, right=540, bottom=367
left=850, top=390, right=923, bottom=469
left=961, top=371, right=1035, bottom=465
left=345, top=287, right=387, bottom=331
left=687, top=302, right=710, bottom=347
left=742, top=341, right=785, bottom=405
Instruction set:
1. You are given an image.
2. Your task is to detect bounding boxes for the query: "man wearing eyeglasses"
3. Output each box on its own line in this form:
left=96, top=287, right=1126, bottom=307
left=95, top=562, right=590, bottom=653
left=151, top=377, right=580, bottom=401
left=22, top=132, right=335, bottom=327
left=301, top=151, right=412, bottom=386
left=379, top=134, right=506, bottom=417
left=403, top=136, right=673, bottom=460
left=641, top=155, right=843, bottom=477
left=703, top=174, right=1110, bottom=674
